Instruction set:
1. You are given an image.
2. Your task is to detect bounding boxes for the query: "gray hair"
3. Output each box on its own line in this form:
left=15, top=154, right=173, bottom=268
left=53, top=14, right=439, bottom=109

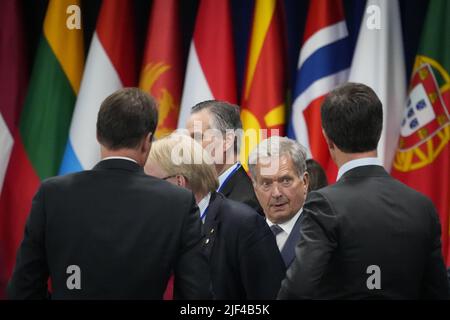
left=248, top=136, right=308, bottom=180
left=191, top=100, right=242, bottom=153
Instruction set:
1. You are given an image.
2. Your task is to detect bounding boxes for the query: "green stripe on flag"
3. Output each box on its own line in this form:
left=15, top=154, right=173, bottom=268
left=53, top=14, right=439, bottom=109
left=19, top=37, right=76, bottom=180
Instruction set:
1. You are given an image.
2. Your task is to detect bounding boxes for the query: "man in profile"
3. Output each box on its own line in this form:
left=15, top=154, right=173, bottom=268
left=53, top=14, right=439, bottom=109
left=278, top=82, right=449, bottom=299
left=8, top=88, right=211, bottom=299
left=186, top=100, right=263, bottom=215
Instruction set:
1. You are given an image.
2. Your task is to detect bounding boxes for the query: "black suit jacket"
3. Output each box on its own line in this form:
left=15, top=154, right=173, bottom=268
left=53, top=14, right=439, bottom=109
left=278, top=165, right=449, bottom=299
left=219, top=166, right=264, bottom=215
left=7, top=159, right=211, bottom=300
left=202, top=192, right=285, bottom=299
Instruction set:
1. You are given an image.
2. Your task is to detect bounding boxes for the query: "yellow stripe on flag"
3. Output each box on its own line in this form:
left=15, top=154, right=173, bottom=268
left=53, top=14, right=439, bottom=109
left=43, top=0, right=84, bottom=94
left=243, top=0, right=276, bottom=99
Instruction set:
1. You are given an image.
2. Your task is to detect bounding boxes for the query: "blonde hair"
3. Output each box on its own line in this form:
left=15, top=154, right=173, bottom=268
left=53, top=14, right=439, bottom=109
left=148, top=133, right=219, bottom=195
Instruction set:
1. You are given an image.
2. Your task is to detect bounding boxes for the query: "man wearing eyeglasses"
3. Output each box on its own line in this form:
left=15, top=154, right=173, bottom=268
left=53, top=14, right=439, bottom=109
left=248, top=136, right=309, bottom=268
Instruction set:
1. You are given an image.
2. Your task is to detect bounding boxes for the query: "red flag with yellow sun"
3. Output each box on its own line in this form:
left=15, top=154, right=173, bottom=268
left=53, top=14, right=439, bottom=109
left=139, top=0, right=183, bottom=139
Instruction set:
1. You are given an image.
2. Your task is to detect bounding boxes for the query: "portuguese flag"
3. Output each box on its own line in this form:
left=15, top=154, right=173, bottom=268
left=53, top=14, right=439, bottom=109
left=0, top=0, right=84, bottom=296
left=391, top=0, right=450, bottom=267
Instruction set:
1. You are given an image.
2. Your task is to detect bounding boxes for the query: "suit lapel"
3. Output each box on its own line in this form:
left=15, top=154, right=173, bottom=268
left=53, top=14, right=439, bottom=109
left=280, top=214, right=304, bottom=267
left=202, top=192, right=221, bottom=260
left=219, top=169, right=237, bottom=197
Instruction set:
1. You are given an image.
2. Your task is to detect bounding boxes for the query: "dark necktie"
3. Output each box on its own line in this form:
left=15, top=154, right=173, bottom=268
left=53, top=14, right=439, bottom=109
left=270, top=224, right=283, bottom=236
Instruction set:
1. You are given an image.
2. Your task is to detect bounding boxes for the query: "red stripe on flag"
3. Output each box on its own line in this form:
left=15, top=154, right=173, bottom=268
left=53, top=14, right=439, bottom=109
left=193, top=0, right=237, bottom=103
left=0, top=131, right=41, bottom=297
left=302, top=95, right=337, bottom=183
left=96, top=0, right=137, bottom=87
left=302, top=0, right=346, bottom=42
left=393, top=145, right=450, bottom=266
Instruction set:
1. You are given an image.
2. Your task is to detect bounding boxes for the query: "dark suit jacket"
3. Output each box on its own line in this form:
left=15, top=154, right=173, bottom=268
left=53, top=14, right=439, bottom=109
left=447, top=268, right=450, bottom=298
left=219, top=166, right=264, bottom=215
left=202, top=192, right=285, bottom=299
left=279, top=214, right=304, bottom=268
left=7, top=159, right=211, bottom=300
left=278, top=165, right=449, bottom=299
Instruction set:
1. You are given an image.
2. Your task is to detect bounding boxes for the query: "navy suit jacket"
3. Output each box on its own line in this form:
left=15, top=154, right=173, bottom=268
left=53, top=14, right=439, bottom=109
left=202, top=192, right=285, bottom=299
left=279, top=214, right=304, bottom=268
left=219, top=166, right=264, bottom=215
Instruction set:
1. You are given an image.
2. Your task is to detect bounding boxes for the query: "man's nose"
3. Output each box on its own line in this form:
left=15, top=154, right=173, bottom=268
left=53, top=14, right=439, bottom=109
left=271, top=183, right=282, bottom=198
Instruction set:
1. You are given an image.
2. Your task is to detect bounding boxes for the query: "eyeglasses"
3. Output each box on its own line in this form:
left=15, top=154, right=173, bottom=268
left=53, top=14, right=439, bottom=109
left=161, top=174, right=177, bottom=181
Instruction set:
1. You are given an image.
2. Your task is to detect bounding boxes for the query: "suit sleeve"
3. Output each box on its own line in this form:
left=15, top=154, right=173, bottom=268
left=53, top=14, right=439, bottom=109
left=278, top=191, right=338, bottom=299
left=420, top=202, right=449, bottom=299
left=7, top=184, right=49, bottom=300
left=173, top=194, right=212, bottom=300
left=238, top=214, right=286, bottom=299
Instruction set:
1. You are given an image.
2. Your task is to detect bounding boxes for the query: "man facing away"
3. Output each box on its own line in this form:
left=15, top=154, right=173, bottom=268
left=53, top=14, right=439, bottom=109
left=248, top=136, right=309, bottom=268
left=7, top=88, right=211, bottom=299
left=278, top=82, right=449, bottom=299
left=186, top=100, right=264, bottom=215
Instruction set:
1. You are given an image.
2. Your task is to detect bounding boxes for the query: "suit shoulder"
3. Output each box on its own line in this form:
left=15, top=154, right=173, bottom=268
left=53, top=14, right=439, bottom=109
left=40, top=171, right=88, bottom=189
left=43, top=171, right=193, bottom=201
left=218, top=196, right=267, bottom=234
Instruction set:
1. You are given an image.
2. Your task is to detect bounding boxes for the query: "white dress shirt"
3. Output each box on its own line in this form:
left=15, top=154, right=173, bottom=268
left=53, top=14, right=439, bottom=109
left=198, top=192, right=212, bottom=223
left=336, top=157, right=382, bottom=181
left=266, top=208, right=303, bottom=251
left=102, top=156, right=138, bottom=164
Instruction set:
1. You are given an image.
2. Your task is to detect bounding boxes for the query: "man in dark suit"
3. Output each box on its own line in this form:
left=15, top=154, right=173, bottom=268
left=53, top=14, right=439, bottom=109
left=278, top=82, right=449, bottom=299
left=248, top=136, right=309, bottom=268
left=186, top=100, right=264, bottom=215
left=7, top=88, right=211, bottom=300
left=145, top=134, right=285, bottom=299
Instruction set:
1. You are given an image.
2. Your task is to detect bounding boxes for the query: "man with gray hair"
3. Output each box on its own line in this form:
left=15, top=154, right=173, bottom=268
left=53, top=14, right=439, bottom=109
left=186, top=100, right=263, bottom=215
left=248, top=136, right=309, bottom=268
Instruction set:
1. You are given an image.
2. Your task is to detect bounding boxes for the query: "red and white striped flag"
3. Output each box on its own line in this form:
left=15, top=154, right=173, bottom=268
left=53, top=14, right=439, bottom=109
left=177, top=0, right=237, bottom=128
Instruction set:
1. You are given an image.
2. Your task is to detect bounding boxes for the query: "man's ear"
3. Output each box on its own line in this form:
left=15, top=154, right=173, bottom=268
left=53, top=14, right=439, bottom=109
left=302, top=171, right=309, bottom=195
left=322, top=128, right=335, bottom=150
left=223, top=131, right=235, bottom=153
left=142, top=132, right=153, bottom=153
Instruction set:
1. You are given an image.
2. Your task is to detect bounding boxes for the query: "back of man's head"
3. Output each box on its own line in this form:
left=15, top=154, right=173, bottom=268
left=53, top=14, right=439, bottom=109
left=321, top=82, right=382, bottom=153
left=97, top=88, right=158, bottom=150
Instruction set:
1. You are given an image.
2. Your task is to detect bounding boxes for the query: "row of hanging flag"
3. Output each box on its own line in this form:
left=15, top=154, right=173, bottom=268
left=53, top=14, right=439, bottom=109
left=0, top=0, right=449, bottom=297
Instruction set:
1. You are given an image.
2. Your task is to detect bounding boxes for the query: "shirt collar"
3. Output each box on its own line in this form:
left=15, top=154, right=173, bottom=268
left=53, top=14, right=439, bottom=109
left=336, top=157, right=382, bottom=181
left=102, top=156, right=138, bottom=164
left=218, top=162, right=240, bottom=190
left=266, top=208, right=303, bottom=235
left=198, top=192, right=212, bottom=221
